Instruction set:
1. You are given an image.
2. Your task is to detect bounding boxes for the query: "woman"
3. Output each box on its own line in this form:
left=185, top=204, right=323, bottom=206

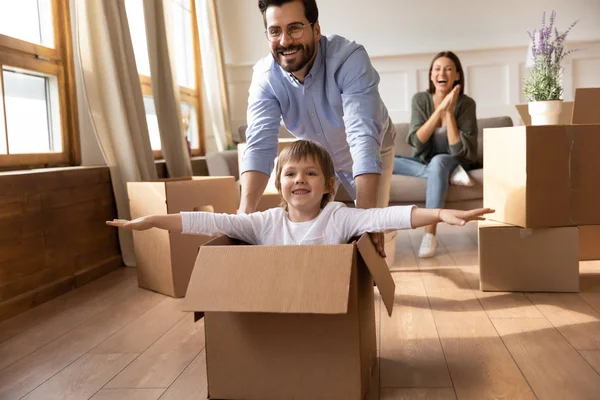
left=393, top=51, right=478, bottom=258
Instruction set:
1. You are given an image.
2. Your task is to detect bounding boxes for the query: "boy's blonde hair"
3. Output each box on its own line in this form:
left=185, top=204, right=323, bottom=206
left=274, top=140, right=336, bottom=210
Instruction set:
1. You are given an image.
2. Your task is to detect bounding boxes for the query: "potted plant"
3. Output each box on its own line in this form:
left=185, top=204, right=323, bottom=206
left=524, top=11, right=580, bottom=125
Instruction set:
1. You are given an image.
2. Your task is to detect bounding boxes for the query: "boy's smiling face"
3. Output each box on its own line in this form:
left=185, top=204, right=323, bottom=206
left=279, top=156, right=331, bottom=221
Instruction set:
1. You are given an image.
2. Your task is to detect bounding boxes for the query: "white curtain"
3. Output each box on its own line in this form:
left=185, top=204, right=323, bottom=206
left=75, top=0, right=157, bottom=266
left=195, top=0, right=233, bottom=151
left=143, top=0, right=193, bottom=176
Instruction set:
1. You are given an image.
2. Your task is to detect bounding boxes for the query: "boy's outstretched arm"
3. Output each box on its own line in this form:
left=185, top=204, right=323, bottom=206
left=106, top=214, right=182, bottom=232
left=410, top=207, right=494, bottom=229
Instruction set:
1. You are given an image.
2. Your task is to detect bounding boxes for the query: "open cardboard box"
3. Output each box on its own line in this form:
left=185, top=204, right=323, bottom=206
left=127, top=177, right=238, bottom=297
left=183, top=234, right=395, bottom=399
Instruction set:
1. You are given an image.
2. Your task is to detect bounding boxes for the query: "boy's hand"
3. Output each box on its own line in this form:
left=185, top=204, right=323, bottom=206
left=369, top=231, right=386, bottom=258
left=439, top=208, right=494, bottom=226
left=106, top=216, right=154, bottom=231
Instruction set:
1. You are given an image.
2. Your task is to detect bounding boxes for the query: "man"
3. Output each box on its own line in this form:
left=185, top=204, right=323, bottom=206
left=239, top=0, right=395, bottom=257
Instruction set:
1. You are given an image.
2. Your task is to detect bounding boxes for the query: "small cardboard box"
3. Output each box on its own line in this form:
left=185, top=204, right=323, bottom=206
left=183, top=234, right=395, bottom=400
left=127, top=177, right=238, bottom=297
left=579, top=225, right=600, bottom=261
left=483, top=124, right=600, bottom=228
left=478, top=220, right=579, bottom=292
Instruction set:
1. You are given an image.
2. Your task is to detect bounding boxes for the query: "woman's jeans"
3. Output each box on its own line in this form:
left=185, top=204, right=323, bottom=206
left=392, top=154, right=473, bottom=209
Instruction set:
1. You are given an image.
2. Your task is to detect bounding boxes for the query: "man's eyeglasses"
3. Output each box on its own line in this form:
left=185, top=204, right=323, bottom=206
left=265, top=22, right=314, bottom=42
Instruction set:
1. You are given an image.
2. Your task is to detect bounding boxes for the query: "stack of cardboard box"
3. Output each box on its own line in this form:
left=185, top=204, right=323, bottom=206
left=480, top=88, right=600, bottom=292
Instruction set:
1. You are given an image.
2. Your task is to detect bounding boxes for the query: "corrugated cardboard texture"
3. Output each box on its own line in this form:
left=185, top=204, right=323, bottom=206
left=478, top=220, right=579, bottom=292
left=184, top=245, right=354, bottom=314
left=484, top=125, right=600, bottom=228
left=572, top=88, right=600, bottom=124
left=356, top=255, right=377, bottom=395
left=204, top=265, right=364, bottom=400
left=356, top=235, right=395, bottom=316
left=579, top=225, right=600, bottom=261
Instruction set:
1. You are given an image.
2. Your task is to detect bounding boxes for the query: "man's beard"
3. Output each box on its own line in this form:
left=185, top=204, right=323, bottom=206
left=273, top=42, right=315, bottom=73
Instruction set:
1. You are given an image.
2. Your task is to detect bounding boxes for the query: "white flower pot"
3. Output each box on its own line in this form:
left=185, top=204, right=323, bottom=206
left=528, top=100, right=563, bottom=126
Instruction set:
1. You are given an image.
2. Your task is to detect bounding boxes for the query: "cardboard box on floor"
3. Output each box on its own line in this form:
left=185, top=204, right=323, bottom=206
left=580, top=225, right=600, bottom=261
left=183, top=234, right=395, bottom=400
left=478, top=220, right=579, bottom=292
left=127, top=177, right=238, bottom=297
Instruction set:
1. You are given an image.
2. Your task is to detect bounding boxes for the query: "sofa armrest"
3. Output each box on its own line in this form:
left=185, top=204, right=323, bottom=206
left=206, top=150, right=240, bottom=180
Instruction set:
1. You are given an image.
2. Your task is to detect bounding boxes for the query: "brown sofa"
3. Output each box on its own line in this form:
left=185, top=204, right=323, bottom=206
left=206, top=116, right=514, bottom=209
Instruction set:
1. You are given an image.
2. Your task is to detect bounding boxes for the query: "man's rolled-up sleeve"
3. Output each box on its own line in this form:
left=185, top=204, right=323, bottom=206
left=337, top=47, right=386, bottom=177
left=240, top=72, right=281, bottom=177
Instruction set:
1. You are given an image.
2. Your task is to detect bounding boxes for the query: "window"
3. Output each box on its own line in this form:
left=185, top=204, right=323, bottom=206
left=0, top=0, right=78, bottom=169
left=126, top=0, right=205, bottom=157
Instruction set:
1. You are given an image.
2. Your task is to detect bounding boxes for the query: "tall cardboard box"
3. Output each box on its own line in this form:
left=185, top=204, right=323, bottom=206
left=183, top=234, right=395, bottom=400
left=478, top=220, right=579, bottom=292
left=127, top=177, right=238, bottom=297
left=483, top=124, right=600, bottom=228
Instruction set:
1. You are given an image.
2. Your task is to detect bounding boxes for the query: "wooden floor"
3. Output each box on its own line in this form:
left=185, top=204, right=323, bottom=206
left=1, top=222, right=600, bottom=400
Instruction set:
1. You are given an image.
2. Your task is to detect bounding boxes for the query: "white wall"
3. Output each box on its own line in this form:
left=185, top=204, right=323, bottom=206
left=218, top=0, right=600, bottom=130
left=217, top=0, right=600, bottom=65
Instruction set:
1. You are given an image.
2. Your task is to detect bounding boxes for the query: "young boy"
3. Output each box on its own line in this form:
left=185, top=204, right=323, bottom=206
left=107, top=140, right=493, bottom=244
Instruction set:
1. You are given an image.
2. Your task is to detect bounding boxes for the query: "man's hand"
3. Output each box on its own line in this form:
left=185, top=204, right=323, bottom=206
left=368, top=232, right=386, bottom=258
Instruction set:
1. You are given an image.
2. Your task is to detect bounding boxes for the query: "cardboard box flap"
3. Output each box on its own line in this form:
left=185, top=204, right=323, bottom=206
left=572, top=88, right=600, bottom=124
left=356, top=234, right=395, bottom=316
left=183, top=244, right=355, bottom=314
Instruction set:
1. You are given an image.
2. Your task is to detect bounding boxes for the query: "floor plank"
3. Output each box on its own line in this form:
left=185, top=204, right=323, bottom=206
left=20, top=353, right=137, bottom=400
left=106, top=315, right=205, bottom=389
left=0, top=274, right=138, bottom=372
left=158, top=349, right=207, bottom=400
left=380, top=274, right=451, bottom=388
left=428, top=291, right=536, bottom=400
left=380, top=388, right=457, bottom=400
left=475, top=292, right=544, bottom=319
left=91, top=297, right=186, bottom=354
left=91, top=388, right=165, bottom=400
left=0, top=268, right=134, bottom=345
left=493, top=317, right=600, bottom=400
left=0, top=288, right=163, bottom=400
left=527, top=293, right=600, bottom=350
left=579, top=350, right=600, bottom=375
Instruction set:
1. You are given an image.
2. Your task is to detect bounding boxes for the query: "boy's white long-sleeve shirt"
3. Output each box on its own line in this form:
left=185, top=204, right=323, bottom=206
left=181, top=201, right=414, bottom=245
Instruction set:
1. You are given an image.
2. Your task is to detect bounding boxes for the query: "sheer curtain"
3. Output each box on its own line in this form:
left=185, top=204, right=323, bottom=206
left=74, top=0, right=157, bottom=266
left=195, top=0, right=233, bottom=151
left=143, top=0, right=192, bottom=176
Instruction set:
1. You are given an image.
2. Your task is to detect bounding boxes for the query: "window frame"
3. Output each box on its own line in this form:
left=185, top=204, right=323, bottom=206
left=140, top=0, right=206, bottom=160
left=0, top=0, right=80, bottom=170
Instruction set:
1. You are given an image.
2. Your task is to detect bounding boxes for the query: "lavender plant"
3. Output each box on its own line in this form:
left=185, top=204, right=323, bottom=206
left=524, top=11, right=580, bottom=102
